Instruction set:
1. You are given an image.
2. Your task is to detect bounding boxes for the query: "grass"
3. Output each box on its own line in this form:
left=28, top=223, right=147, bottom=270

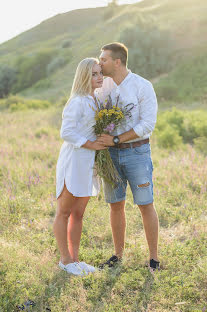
left=0, top=108, right=207, bottom=311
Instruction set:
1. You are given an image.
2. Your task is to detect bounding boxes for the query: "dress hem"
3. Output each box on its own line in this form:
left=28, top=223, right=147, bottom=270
left=56, top=181, right=99, bottom=199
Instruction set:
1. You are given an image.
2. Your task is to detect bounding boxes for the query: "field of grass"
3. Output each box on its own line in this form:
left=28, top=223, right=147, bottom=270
left=0, top=108, right=207, bottom=312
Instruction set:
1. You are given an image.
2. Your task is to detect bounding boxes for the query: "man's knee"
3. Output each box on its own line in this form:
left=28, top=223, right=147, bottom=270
left=138, top=202, right=154, bottom=214
left=110, top=200, right=125, bottom=212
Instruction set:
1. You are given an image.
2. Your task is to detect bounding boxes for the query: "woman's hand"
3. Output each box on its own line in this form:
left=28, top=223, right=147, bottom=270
left=82, top=140, right=108, bottom=150
left=96, top=134, right=114, bottom=146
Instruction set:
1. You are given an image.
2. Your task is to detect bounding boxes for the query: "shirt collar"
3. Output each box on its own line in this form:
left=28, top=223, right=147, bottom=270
left=113, top=70, right=132, bottom=88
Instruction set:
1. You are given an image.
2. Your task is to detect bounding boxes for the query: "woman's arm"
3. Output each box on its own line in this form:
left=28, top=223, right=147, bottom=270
left=61, top=97, right=106, bottom=150
left=60, top=97, right=88, bottom=148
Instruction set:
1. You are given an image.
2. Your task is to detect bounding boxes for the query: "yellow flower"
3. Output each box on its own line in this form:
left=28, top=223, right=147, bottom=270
left=98, top=112, right=104, bottom=119
left=108, top=109, right=115, bottom=114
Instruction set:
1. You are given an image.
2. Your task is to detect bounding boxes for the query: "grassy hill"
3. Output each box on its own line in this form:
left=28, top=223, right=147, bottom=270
left=0, top=0, right=207, bottom=104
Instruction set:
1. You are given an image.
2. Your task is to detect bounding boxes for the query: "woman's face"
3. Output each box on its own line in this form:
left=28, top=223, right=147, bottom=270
left=91, top=64, right=103, bottom=90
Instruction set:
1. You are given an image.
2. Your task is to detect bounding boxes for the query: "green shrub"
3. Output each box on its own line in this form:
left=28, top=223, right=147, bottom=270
left=156, top=124, right=183, bottom=149
left=193, top=137, right=207, bottom=155
left=182, top=111, right=207, bottom=143
left=61, top=48, right=73, bottom=63
left=0, top=65, right=17, bottom=98
left=33, top=78, right=51, bottom=90
left=103, top=1, right=119, bottom=20
left=13, top=49, right=56, bottom=93
left=47, top=56, right=66, bottom=75
left=155, top=83, right=178, bottom=101
left=0, top=95, right=52, bottom=111
left=62, top=40, right=72, bottom=48
left=0, top=95, right=22, bottom=110
left=155, top=51, right=207, bottom=102
left=10, top=99, right=51, bottom=111
left=155, top=109, right=207, bottom=148
left=156, top=108, right=185, bottom=136
left=119, top=17, right=174, bottom=79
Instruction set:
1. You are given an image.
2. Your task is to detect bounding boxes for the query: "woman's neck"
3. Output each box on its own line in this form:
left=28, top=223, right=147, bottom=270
left=90, top=90, right=95, bottom=99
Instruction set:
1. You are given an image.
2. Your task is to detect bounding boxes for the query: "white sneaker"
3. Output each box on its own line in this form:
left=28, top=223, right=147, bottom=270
left=78, top=262, right=96, bottom=273
left=59, top=261, right=87, bottom=276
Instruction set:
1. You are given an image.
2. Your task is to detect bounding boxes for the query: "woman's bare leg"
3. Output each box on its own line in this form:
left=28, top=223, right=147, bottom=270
left=53, top=186, right=75, bottom=264
left=67, top=197, right=90, bottom=262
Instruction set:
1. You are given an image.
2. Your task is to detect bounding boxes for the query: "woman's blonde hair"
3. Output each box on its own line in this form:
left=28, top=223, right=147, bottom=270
left=69, top=57, right=99, bottom=101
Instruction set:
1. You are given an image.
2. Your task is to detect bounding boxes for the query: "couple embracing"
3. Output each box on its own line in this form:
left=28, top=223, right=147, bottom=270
left=53, top=42, right=160, bottom=276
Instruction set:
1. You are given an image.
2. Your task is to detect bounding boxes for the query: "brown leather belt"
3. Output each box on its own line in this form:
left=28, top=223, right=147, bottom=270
left=112, top=138, right=149, bottom=149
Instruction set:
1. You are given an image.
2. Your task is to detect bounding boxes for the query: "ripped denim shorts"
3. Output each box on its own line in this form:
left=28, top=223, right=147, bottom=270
left=103, top=143, right=154, bottom=205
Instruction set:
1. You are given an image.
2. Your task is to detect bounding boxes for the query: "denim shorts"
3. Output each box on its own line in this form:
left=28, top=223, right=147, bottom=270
left=103, top=143, right=154, bottom=205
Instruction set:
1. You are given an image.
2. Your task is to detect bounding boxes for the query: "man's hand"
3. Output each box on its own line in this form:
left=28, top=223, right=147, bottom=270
left=97, top=134, right=114, bottom=146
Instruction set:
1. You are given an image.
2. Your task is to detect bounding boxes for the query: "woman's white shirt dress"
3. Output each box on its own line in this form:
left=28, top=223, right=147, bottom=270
left=56, top=95, right=100, bottom=198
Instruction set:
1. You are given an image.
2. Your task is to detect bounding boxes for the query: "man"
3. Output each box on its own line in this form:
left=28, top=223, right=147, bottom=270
left=96, top=42, right=160, bottom=271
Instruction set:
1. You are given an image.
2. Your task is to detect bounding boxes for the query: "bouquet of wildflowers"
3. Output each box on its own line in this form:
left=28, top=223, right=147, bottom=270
left=92, top=95, right=133, bottom=187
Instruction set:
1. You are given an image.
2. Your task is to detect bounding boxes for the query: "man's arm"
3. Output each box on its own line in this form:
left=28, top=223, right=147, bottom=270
left=97, top=80, right=157, bottom=146
left=97, top=129, right=139, bottom=146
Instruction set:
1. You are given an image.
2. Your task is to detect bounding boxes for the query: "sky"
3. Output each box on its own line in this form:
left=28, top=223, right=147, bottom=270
left=0, top=0, right=141, bottom=44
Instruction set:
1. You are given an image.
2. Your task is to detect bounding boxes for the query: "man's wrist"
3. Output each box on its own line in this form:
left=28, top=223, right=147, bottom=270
left=113, top=136, right=120, bottom=145
left=118, top=129, right=139, bottom=144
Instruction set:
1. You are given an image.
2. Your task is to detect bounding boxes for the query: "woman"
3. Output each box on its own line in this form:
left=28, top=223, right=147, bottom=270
left=53, top=58, right=106, bottom=276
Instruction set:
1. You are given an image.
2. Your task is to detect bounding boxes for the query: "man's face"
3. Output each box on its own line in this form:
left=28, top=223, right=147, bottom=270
left=99, top=50, right=115, bottom=77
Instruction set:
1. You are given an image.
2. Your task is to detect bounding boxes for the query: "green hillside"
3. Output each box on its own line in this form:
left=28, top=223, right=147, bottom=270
left=0, top=0, right=207, bottom=104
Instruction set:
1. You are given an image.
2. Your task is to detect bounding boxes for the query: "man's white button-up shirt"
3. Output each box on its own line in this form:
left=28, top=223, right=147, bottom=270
left=95, top=71, right=158, bottom=142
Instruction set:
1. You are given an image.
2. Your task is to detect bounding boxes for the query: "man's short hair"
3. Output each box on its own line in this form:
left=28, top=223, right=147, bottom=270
left=101, top=42, right=128, bottom=66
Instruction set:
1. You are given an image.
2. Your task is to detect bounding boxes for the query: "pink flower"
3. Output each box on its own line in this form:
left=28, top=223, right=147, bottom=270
left=104, top=123, right=115, bottom=133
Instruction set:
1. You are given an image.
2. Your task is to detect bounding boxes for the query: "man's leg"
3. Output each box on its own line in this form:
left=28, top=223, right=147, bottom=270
left=110, top=200, right=126, bottom=258
left=138, top=202, right=159, bottom=261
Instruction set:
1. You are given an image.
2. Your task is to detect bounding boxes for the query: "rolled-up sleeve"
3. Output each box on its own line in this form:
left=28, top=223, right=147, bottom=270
left=60, top=98, right=88, bottom=148
left=133, top=81, right=158, bottom=137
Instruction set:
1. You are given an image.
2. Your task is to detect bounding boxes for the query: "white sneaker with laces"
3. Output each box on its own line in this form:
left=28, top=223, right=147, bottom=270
left=59, top=261, right=87, bottom=276
left=78, top=262, right=96, bottom=273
